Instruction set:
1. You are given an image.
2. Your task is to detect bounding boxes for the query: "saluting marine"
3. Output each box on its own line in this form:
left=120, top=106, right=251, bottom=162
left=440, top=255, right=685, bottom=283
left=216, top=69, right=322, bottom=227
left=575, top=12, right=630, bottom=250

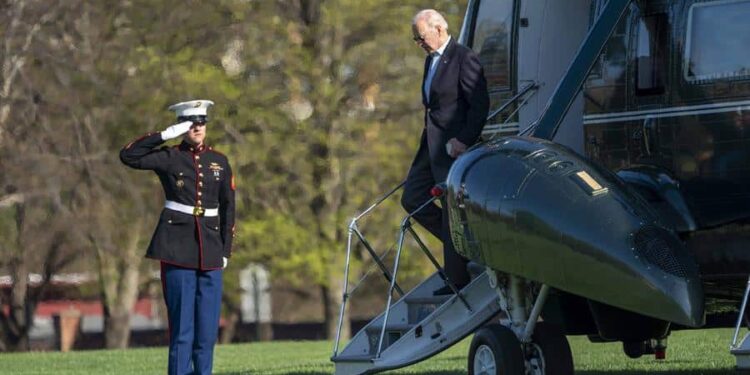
left=120, top=99, right=235, bottom=375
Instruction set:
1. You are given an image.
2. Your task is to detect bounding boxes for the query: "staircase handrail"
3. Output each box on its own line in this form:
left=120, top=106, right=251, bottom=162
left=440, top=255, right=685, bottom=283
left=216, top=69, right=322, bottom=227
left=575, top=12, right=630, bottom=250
left=332, top=180, right=406, bottom=357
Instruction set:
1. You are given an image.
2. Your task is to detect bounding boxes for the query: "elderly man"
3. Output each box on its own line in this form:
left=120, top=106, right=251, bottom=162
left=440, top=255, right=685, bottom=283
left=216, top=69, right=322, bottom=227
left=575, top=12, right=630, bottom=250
left=120, top=100, right=235, bottom=375
left=402, top=9, right=489, bottom=295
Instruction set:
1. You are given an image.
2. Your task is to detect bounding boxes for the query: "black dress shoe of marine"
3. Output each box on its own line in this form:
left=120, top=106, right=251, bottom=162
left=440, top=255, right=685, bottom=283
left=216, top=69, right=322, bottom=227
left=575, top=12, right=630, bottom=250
left=432, top=284, right=466, bottom=296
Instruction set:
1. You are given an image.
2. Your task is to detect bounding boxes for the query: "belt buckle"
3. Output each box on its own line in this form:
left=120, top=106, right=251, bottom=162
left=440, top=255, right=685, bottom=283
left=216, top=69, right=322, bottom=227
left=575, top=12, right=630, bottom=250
left=193, top=206, right=205, bottom=217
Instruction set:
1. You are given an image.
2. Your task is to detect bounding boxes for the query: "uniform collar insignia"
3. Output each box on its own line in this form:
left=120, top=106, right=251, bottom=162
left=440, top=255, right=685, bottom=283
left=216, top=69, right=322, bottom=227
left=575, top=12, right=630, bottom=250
left=179, top=141, right=207, bottom=153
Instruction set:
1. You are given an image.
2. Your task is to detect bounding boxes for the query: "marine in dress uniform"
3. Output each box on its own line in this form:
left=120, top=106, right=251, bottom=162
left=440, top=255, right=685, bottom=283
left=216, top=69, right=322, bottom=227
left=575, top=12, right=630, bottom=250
left=120, top=99, right=235, bottom=375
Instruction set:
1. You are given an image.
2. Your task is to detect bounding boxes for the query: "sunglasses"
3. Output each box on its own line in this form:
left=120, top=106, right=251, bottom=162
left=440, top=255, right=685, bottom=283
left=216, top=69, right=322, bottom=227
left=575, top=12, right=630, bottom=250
left=412, top=34, right=427, bottom=42
left=178, top=115, right=208, bottom=125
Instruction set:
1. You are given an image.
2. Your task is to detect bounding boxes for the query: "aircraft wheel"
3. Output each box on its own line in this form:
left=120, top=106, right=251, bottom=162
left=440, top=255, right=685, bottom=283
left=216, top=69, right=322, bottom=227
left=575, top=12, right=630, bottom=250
left=527, top=322, right=574, bottom=375
left=468, top=324, right=524, bottom=375
left=623, top=340, right=644, bottom=359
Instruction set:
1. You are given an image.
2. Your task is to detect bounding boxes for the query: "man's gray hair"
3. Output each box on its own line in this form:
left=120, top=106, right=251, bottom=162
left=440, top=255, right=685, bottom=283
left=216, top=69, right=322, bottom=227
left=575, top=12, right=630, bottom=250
left=413, top=9, right=449, bottom=30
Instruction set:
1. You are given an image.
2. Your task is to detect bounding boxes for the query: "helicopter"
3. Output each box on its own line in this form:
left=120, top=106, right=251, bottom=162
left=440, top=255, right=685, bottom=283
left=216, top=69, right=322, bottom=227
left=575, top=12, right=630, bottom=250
left=331, top=0, right=750, bottom=373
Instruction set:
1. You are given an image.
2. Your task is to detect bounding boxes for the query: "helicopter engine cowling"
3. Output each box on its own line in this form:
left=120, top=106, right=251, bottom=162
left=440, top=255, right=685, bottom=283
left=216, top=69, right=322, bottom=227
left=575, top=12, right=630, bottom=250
left=445, top=136, right=704, bottom=327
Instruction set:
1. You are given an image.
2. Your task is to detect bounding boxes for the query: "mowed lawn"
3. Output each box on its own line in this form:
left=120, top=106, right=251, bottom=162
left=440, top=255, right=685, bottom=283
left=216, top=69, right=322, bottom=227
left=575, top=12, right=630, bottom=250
left=1, top=328, right=738, bottom=374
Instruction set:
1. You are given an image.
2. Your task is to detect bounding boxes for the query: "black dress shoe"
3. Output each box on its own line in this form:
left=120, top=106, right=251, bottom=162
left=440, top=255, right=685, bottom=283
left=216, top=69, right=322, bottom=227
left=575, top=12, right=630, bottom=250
left=432, top=284, right=466, bottom=296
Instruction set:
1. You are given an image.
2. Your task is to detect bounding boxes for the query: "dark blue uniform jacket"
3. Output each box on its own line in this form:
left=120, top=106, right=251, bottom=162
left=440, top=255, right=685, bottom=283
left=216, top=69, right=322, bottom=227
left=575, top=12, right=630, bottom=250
left=120, top=133, right=235, bottom=270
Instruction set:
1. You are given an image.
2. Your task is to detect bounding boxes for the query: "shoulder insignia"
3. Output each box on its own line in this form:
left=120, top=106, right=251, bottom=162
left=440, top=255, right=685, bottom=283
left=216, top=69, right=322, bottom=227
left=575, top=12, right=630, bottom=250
left=122, top=132, right=154, bottom=150
left=208, top=147, right=227, bottom=158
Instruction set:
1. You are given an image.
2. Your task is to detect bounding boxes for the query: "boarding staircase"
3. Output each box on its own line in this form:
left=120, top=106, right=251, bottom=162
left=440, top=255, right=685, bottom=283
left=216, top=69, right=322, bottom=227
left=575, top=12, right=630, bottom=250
left=329, top=183, right=503, bottom=375
left=332, top=270, right=502, bottom=375
left=730, top=276, right=750, bottom=369
left=330, top=83, right=539, bottom=375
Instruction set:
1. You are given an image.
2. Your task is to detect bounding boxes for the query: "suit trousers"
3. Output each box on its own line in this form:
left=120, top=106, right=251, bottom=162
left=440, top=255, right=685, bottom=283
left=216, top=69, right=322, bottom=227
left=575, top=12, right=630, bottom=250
left=161, top=263, right=223, bottom=375
left=401, top=136, right=470, bottom=286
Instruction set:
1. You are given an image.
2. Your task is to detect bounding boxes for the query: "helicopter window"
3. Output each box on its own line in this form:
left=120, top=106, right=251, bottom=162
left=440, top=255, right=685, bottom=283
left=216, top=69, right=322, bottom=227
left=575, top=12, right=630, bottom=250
left=684, top=0, right=750, bottom=82
left=635, top=13, right=667, bottom=95
left=586, top=2, right=628, bottom=84
left=584, top=7, right=629, bottom=112
left=471, top=0, right=515, bottom=92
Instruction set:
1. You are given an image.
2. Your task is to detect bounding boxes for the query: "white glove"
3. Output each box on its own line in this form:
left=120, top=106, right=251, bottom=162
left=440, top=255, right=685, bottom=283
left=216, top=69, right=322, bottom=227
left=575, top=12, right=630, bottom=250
left=223, top=257, right=228, bottom=269
left=160, top=121, right=193, bottom=141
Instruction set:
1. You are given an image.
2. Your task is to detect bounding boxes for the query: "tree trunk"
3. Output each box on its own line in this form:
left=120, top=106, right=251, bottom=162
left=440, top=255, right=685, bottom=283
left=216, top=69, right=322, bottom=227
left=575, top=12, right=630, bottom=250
left=322, top=272, right=350, bottom=341
left=7, top=260, right=30, bottom=351
left=103, top=310, right=130, bottom=349
left=6, top=203, right=31, bottom=351
left=99, top=231, right=141, bottom=349
left=219, top=308, right=239, bottom=344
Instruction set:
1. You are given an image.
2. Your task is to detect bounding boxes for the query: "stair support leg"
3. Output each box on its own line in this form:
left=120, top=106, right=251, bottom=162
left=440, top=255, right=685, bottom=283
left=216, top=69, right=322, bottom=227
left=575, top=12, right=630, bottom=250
left=730, top=275, right=750, bottom=369
left=333, top=223, right=356, bottom=357
left=376, top=226, right=407, bottom=358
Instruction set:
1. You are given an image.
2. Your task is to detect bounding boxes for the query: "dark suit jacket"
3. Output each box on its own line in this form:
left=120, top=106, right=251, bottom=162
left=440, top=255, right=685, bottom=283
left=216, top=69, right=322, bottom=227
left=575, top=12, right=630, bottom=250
left=421, top=38, right=489, bottom=181
left=120, top=133, right=235, bottom=270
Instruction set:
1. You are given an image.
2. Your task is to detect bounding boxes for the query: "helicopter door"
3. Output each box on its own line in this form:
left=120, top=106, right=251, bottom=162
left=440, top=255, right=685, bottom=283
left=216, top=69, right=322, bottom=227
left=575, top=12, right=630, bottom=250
left=463, top=0, right=518, bottom=136
left=669, top=0, right=750, bottom=227
left=628, top=7, right=670, bottom=168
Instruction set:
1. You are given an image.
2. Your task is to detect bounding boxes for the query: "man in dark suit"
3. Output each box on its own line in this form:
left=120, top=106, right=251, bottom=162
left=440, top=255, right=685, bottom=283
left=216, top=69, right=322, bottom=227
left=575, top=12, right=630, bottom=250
left=120, top=100, right=235, bottom=375
left=401, top=9, right=489, bottom=295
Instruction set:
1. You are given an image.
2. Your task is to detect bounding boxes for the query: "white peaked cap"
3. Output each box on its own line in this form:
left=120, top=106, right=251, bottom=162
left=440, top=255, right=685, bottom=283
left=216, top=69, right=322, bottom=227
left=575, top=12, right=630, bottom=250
left=168, top=100, right=215, bottom=117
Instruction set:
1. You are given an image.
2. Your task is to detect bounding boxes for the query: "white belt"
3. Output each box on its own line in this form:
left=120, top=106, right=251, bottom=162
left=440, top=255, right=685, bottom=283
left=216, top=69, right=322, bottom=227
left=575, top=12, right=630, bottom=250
left=165, top=200, right=218, bottom=217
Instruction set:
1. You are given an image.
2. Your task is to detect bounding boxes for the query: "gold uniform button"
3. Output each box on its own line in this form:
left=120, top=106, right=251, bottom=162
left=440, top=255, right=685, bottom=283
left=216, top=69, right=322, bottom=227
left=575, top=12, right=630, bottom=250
left=199, top=173, right=204, bottom=177
left=198, top=192, right=202, bottom=196
left=195, top=155, right=200, bottom=160
left=199, top=182, right=203, bottom=187
left=198, top=164, right=203, bottom=168
left=215, top=227, right=219, bottom=230
left=197, top=200, right=202, bottom=205
left=168, top=220, right=172, bottom=224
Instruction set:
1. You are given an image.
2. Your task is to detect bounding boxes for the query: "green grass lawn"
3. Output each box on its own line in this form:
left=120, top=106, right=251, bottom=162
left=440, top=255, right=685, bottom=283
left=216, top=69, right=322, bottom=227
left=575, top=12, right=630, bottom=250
left=0, top=328, right=739, bottom=374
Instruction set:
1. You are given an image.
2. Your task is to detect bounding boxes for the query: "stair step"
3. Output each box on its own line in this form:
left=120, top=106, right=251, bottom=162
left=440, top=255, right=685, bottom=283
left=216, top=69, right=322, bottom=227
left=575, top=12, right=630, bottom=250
left=403, top=295, right=452, bottom=305
left=405, top=294, right=453, bottom=324
left=331, top=354, right=375, bottom=363
left=334, top=271, right=501, bottom=374
left=365, top=323, right=414, bottom=334
left=467, top=261, right=486, bottom=278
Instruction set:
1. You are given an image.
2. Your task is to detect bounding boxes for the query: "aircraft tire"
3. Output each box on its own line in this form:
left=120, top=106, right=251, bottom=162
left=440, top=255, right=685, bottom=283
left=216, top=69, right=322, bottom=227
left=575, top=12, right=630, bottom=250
left=622, top=340, right=645, bottom=358
left=529, top=322, right=574, bottom=375
left=468, top=324, right=524, bottom=375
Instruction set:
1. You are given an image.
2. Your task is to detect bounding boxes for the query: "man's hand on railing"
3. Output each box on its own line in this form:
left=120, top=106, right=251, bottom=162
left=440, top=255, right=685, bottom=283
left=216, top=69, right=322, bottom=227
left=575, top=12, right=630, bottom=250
left=446, top=138, right=467, bottom=158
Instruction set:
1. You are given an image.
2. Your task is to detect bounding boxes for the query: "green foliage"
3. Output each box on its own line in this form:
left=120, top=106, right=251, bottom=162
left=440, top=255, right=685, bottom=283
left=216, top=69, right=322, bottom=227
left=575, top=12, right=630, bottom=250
left=119, top=0, right=472, bottom=322
left=2, top=0, right=471, bottom=341
left=221, top=0, right=471, bottom=289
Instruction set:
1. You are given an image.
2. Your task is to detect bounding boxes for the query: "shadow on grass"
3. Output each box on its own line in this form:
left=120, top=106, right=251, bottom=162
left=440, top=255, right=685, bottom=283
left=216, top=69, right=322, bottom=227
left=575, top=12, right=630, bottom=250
left=217, top=372, right=735, bottom=375
left=215, top=370, right=736, bottom=375
left=215, top=373, right=464, bottom=375
left=578, top=371, right=735, bottom=375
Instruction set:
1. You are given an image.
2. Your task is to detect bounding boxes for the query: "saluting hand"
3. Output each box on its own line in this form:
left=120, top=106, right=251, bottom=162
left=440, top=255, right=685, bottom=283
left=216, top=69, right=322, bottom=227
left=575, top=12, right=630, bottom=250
left=161, top=121, right=193, bottom=141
